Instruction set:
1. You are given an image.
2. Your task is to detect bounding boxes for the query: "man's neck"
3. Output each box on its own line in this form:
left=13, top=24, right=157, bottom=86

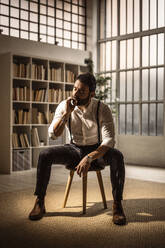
left=78, top=98, right=91, bottom=112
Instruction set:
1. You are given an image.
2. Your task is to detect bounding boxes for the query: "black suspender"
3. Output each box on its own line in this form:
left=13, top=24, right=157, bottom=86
left=68, top=100, right=101, bottom=145
left=96, top=100, right=101, bottom=145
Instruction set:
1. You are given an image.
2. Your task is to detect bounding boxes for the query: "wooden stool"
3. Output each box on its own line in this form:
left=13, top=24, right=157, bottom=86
left=62, top=168, right=107, bottom=214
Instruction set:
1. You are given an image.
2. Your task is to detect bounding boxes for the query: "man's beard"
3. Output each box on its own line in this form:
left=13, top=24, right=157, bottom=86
left=76, top=93, right=91, bottom=106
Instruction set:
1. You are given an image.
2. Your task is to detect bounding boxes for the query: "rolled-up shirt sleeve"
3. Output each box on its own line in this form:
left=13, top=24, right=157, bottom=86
left=100, top=104, right=115, bottom=148
left=48, top=100, right=66, bottom=139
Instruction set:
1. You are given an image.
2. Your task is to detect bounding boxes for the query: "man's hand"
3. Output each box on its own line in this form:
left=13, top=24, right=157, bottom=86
left=76, top=156, right=91, bottom=177
left=65, top=97, right=77, bottom=116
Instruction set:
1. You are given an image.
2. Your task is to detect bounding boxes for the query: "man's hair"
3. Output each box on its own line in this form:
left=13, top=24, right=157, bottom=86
left=76, top=72, right=96, bottom=92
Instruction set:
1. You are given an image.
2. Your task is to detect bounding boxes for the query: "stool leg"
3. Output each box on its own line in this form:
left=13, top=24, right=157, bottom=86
left=82, top=173, right=87, bottom=214
left=62, top=170, right=74, bottom=208
left=96, top=171, right=107, bottom=209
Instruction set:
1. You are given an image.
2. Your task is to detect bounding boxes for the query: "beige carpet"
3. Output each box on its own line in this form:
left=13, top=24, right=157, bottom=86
left=0, top=176, right=165, bottom=248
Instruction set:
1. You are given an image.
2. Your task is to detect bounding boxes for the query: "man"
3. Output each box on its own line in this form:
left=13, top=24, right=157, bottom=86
left=29, top=72, right=126, bottom=225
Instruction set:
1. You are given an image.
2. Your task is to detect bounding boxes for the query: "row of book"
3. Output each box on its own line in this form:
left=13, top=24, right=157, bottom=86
left=13, top=63, right=30, bottom=78
left=32, top=88, right=47, bottom=102
left=32, top=64, right=47, bottom=80
left=13, top=86, right=30, bottom=101
left=48, top=88, right=63, bottom=103
left=12, top=132, right=30, bottom=148
left=49, top=67, right=62, bottom=81
left=32, top=108, right=48, bottom=124
left=12, top=129, right=43, bottom=148
left=66, top=70, right=77, bottom=83
left=13, top=109, right=30, bottom=124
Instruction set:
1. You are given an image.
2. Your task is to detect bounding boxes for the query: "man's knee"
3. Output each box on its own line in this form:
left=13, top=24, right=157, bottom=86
left=113, top=149, right=124, bottom=163
left=39, top=148, right=53, bottom=163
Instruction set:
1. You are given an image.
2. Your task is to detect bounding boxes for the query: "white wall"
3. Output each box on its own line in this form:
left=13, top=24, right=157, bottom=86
left=0, top=34, right=90, bottom=64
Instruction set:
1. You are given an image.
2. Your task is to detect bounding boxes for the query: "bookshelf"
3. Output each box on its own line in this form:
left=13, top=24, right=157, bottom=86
left=0, top=52, right=88, bottom=174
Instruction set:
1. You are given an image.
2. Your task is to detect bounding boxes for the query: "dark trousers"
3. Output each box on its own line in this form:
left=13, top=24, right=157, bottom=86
left=34, top=143, right=125, bottom=202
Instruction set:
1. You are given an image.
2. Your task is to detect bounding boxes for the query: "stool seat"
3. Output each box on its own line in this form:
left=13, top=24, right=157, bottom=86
left=63, top=159, right=107, bottom=214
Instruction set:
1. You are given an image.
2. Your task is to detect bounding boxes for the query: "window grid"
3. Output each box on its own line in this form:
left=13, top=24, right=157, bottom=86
left=0, top=0, right=86, bottom=50
left=98, top=0, right=165, bottom=136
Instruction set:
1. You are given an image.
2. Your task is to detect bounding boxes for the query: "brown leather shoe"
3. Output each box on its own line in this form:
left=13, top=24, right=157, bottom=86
left=112, top=201, right=126, bottom=225
left=29, top=198, right=46, bottom=221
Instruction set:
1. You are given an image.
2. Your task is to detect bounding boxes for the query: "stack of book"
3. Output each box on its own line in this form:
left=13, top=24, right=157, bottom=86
left=13, top=63, right=30, bottom=78
left=48, top=88, right=63, bottom=103
left=12, top=132, right=30, bottom=148
left=32, top=64, right=46, bottom=80
left=31, top=128, right=40, bottom=147
left=13, top=86, right=30, bottom=101
left=50, top=67, right=62, bottom=81
left=66, top=70, right=76, bottom=83
left=13, top=109, right=30, bottom=124
left=32, top=88, right=47, bottom=102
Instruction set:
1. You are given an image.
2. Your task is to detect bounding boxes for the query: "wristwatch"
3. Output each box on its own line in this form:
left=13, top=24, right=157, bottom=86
left=86, top=155, right=93, bottom=164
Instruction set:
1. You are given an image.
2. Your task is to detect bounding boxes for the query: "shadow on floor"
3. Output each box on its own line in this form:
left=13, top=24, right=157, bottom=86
left=44, top=198, right=165, bottom=223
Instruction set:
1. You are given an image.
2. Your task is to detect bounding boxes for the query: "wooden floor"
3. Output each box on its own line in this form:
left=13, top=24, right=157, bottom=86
left=0, top=164, right=165, bottom=193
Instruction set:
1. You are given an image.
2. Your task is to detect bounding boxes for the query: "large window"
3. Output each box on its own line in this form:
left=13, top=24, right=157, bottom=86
left=99, top=0, right=164, bottom=136
left=0, top=0, right=86, bottom=50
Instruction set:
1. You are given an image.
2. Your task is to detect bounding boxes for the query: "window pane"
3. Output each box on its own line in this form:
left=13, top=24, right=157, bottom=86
left=149, top=104, right=156, bottom=136
left=142, top=69, right=148, bottom=100
left=157, top=104, right=164, bottom=136
left=111, top=73, right=116, bottom=102
left=10, top=29, right=19, bottom=37
left=112, top=41, right=116, bottom=70
left=119, top=104, right=126, bottom=134
left=21, top=31, right=28, bottom=39
left=1, top=5, right=9, bottom=15
left=48, top=36, right=54, bottom=44
left=158, top=33, right=164, bottom=65
left=142, top=36, right=149, bottom=67
left=30, top=23, right=38, bottom=32
left=158, top=0, right=165, bottom=27
left=133, top=104, right=139, bottom=135
left=30, top=33, right=38, bottom=41
left=150, top=0, right=157, bottom=29
left=127, top=71, right=133, bottom=101
left=150, top=35, right=157, bottom=66
left=112, top=0, right=117, bottom=36
left=134, top=38, right=140, bottom=68
left=11, top=7, right=19, bottom=18
left=21, top=10, right=28, bottom=20
left=142, top=104, right=148, bottom=135
left=100, top=0, right=105, bottom=39
left=72, top=14, right=78, bottom=22
left=134, top=70, right=139, bottom=101
left=134, top=0, right=140, bottom=32
left=11, top=0, right=19, bottom=7
left=158, top=68, right=164, bottom=100
left=150, top=69, right=156, bottom=100
left=127, top=39, right=133, bottom=68
left=106, top=0, right=111, bottom=38
left=64, top=40, right=71, bottom=48
left=72, top=23, right=78, bottom=32
left=21, top=21, right=28, bottom=31
left=21, top=0, right=28, bottom=9
left=120, top=72, right=126, bottom=101
left=48, top=7, right=55, bottom=17
left=11, top=18, right=19, bottom=28
left=100, top=43, right=106, bottom=72
left=48, top=26, right=54, bottom=36
left=1, top=16, right=9, bottom=26
left=64, top=12, right=71, bottom=21
left=127, top=104, right=132, bottom=134
left=120, top=0, right=126, bottom=35
left=142, top=0, right=149, bottom=30
left=127, top=0, right=133, bottom=34
left=120, top=40, right=126, bottom=69
left=106, top=42, right=111, bottom=71
left=40, top=25, right=46, bottom=34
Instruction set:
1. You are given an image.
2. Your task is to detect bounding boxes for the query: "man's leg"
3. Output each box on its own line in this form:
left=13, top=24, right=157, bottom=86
left=103, top=148, right=126, bottom=225
left=29, top=144, right=81, bottom=220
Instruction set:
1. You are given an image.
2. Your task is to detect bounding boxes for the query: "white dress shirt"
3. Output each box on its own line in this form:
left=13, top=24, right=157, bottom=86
left=48, top=97, right=115, bottom=148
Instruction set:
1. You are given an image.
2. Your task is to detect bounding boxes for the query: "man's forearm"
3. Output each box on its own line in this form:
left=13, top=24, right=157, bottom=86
left=87, top=145, right=110, bottom=161
left=53, top=112, right=69, bottom=137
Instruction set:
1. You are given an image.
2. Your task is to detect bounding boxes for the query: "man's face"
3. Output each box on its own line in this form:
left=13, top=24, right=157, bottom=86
left=72, top=80, right=92, bottom=106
